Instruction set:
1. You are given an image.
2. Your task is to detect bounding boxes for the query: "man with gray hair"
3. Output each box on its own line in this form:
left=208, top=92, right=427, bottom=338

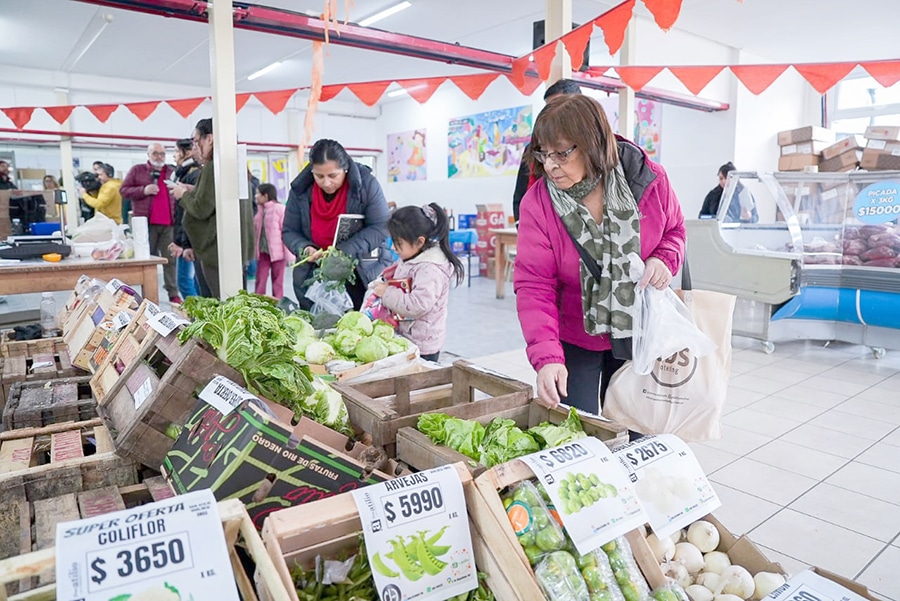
left=121, top=143, right=180, bottom=303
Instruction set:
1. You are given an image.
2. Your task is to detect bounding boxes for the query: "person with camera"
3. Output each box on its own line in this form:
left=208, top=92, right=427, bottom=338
left=79, top=163, right=123, bottom=224
left=121, top=143, right=180, bottom=304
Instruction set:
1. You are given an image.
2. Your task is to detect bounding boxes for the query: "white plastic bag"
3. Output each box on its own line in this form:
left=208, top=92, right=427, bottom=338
left=305, top=280, right=353, bottom=316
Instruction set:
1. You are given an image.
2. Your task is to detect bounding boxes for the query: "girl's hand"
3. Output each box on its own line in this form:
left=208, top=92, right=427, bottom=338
left=536, top=363, right=568, bottom=409
left=638, top=256, right=672, bottom=290
left=304, top=246, right=324, bottom=262
left=371, top=279, right=388, bottom=297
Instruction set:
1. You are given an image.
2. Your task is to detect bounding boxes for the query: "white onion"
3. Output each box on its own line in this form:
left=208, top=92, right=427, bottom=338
left=688, top=521, right=721, bottom=553
left=714, top=595, right=745, bottom=601
left=648, top=532, right=677, bottom=563
left=671, top=529, right=687, bottom=545
left=703, top=551, right=732, bottom=574
left=686, top=585, right=715, bottom=601
left=663, top=561, right=693, bottom=588
left=695, top=572, right=722, bottom=591
left=674, top=542, right=705, bottom=574
left=717, top=566, right=755, bottom=599
left=752, top=572, right=786, bottom=600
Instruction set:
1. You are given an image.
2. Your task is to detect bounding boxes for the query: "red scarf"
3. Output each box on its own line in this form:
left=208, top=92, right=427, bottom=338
left=310, top=180, right=349, bottom=249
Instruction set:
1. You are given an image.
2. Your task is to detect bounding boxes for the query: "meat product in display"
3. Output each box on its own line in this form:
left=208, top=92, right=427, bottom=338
left=843, top=239, right=868, bottom=255
left=861, top=246, right=897, bottom=261
left=861, top=257, right=899, bottom=268
left=842, top=255, right=863, bottom=265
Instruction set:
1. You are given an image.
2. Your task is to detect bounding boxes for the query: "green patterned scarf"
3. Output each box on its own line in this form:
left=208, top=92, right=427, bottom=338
left=547, top=164, right=641, bottom=339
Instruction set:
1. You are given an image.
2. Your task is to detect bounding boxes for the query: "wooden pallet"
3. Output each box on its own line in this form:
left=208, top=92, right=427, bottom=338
left=0, top=498, right=291, bottom=601
left=332, top=360, right=532, bottom=456
left=0, top=346, right=81, bottom=421
left=396, top=401, right=629, bottom=476
left=2, top=376, right=97, bottom=431
left=0, top=332, right=65, bottom=360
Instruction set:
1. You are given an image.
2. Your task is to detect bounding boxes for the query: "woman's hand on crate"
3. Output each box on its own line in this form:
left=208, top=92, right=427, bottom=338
left=536, top=363, right=568, bottom=409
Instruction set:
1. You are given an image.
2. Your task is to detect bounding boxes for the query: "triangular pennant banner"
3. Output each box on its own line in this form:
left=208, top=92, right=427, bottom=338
left=507, top=74, right=544, bottom=96
left=348, top=81, right=392, bottom=106
left=861, top=60, right=900, bottom=88
left=794, top=62, right=857, bottom=95
left=642, top=0, right=682, bottom=31
left=86, top=104, right=119, bottom=123
left=399, top=78, right=443, bottom=104
left=125, top=101, right=162, bottom=121
left=595, top=0, right=635, bottom=55
left=1, top=107, right=35, bottom=130
left=235, top=93, right=252, bottom=112
left=668, top=65, right=726, bottom=95
left=167, top=97, right=207, bottom=119
left=615, top=66, right=664, bottom=91
left=531, top=44, right=557, bottom=82
left=730, top=64, right=789, bottom=95
left=508, top=56, right=530, bottom=90
left=254, top=89, right=297, bottom=114
left=320, top=85, right=346, bottom=102
left=563, top=24, right=594, bottom=71
left=450, top=73, right=500, bottom=100
left=44, top=105, right=76, bottom=125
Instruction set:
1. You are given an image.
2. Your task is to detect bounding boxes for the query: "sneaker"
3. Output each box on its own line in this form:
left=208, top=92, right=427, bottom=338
left=169, top=295, right=183, bottom=305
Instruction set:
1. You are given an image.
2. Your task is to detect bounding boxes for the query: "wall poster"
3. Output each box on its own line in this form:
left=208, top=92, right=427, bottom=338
left=596, top=96, right=662, bottom=161
left=387, top=129, right=427, bottom=182
left=447, top=105, right=533, bottom=178
left=267, top=155, right=291, bottom=203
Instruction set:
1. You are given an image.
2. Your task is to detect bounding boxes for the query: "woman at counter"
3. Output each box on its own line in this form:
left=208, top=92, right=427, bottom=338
left=515, top=94, right=686, bottom=414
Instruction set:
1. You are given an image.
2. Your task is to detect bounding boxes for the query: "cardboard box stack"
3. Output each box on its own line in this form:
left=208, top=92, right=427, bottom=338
left=62, top=282, right=140, bottom=372
left=474, top=203, right=505, bottom=276
left=777, top=126, right=835, bottom=171
left=861, top=125, right=900, bottom=171
left=820, top=134, right=865, bottom=172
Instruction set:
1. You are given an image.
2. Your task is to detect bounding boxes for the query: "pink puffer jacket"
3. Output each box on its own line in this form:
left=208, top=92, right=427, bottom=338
left=254, top=201, right=295, bottom=263
left=514, top=138, right=686, bottom=373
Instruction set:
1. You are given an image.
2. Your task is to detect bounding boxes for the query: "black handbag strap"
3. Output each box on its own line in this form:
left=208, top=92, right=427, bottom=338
left=681, top=257, right=692, bottom=291
left=563, top=227, right=605, bottom=281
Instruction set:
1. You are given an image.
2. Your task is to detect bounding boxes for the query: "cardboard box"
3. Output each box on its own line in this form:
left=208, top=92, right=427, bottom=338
left=475, top=203, right=505, bottom=276
left=777, top=126, right=835, bottom=146
left=819, top=149, right=862, bottom=172
left=779, top=140, right=829, bottom=156
left=821, top=134, right=866, bottom=160
left=778, top=154, right=820, bottom=171
left=15, top=168, right=46, bottom=181
left=861, top=147, right=900, bottom=171
left=864, top=124, right=900, bottom=142
left=765, top=568, right=880, bottom=601
left=66, top=306, right=135, bottom=372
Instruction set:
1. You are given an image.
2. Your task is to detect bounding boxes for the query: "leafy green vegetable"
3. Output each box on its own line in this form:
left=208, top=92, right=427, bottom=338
left=311, top=312, right=341, bottom=330
left=354, top=336, right=389, bottom=363
left=284, top=312, right=316, bottom=340
left=305, top=341, right=336, bottom=365
left=386, top=336, right=409, bottom=355
left=337, top=311, right=373, bottom=336
left=294, top=336, right=317, bottom=355
left=295, top=247, right=359, bottom=290
left=416, top=414, right=484, bottom=461
left=333, top=329, right=363, bottom=356
left=527, top=407, right=587, bottom=448
left=297, top=380, right=353, bottom=436
left=417, top=413, right=450, bottom=442
left=372, top=319, right=395, bottom=340
left=480, top=417, right=539, bottom=467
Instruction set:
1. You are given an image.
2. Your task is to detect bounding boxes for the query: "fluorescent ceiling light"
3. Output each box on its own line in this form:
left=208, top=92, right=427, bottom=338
left=358, top=1, right=412, bottom=27
left=247, top=61, right=282, bottom=81
left=60, top=11, right=114, bottom=72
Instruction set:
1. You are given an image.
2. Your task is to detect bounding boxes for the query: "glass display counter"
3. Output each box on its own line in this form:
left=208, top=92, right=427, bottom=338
left=685, top=170, right=900, bottom=357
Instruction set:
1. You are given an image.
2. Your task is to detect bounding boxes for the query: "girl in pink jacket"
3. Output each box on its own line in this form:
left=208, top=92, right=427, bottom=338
left=515, top=95, right=685, bottom=415
left=370, top=203, right=464, bottom=362
left=253, top=183, right=295, bottom=298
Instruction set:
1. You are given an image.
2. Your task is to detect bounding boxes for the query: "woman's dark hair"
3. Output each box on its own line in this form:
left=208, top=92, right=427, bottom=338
left=176, top=138, right=193, bottom=154
left=388, top=203, right=464, bottom=286
left=100, top=163, right=115, bottom=178
left=309, top=139, right=351, bottom=170
left=529, top=94, right=619, bottom=181
left=718, top=162, right=736, bottom=178
left=195, top=118, right=213, bottom=137
left=257, top=182, right=277, bottom=201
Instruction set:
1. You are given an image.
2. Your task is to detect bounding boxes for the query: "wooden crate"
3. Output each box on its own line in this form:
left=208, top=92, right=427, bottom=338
left=96, top=333, right=246, bottom=471
left=0, top=498, right=291, bottom=601
left=396, top=401, right=629, bottom=476
left=3, top=376, right=96, bottom=431
left=333, top=360, right=532, bottom=455
left=261, top=462, right=513, bottom=601
left=0, top=345, right=80, bottom=419
left=0, top=332, right=65, bottom=360
left=472, top=459, right=667, bottom=599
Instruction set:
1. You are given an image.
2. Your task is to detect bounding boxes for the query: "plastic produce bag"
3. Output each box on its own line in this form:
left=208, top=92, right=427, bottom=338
left=569, top=541, right=626, bottom=601
left=305, top=280, right=353, bottom=316
left=534, top=551, right=591, bottom=601
left=650, top=583, right=690, bottom=601
left=68, top=213, right=127, bottom=243
left=600, top=537, right=651, bottom=601
left=502, top=480, right=567, bottom=565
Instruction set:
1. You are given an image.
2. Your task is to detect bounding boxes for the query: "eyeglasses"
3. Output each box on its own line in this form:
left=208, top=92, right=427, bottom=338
left=533, top=145, right=577, bottom=165
left=150, top=151, right=166, bottom=157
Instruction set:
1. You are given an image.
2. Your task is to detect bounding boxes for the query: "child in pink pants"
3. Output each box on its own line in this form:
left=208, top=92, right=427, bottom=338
left=253, top=183, right=294, bottom=298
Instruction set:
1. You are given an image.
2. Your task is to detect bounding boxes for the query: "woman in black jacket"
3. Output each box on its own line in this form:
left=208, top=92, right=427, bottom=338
left=282, top=139, right=393, bottom=310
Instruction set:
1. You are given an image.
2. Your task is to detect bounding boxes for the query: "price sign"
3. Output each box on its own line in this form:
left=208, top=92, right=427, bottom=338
left=198, top=375, right=258, bottom=416
left=854, top=181, right=900, bottom=224
left=113, top=311, right=133, bottom=331
left=612, top=434, right=720, bottom=539
left=521, top=437, right=647, bottom=556
left=55, top=489, right=238, bottom=601
left=765, top=569, right=867, bottom=601
left=105, top=278, right=125, bottom=294
left=148, top=311, right=190, bottom=336
left=351, top=464, right=477, bottom=601
left=144, top=301, right=162, bottom=318
left=133, top=377, right=153, bottom=410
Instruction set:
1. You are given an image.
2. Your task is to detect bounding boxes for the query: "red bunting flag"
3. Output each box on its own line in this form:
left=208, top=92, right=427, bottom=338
left=254, top=89, right=297, bottom=114
left=348, top=81, right=392, bottom=106
left=794, top=62, right=857, bottom=95
left=508, top=56, right=530, bottom=90
left=125, top=101, right=162, bottom=121
left=861, top=60, right=900, bottom=88
left=730, top=64, right=789, bottom=95
left=595, top=0, right=635, bottom=55
left=563, top=24, right=594, bottom=71
left=235, top=93, right=252, bottom=112
left=167, top=97, right=207, bottom=119
left=668, top=66, right=726, bottom=95
left=320, top=85, right=346, bottom=102
left=642, top=0, right=682, bottom=31
left=399, top=79, right=444, bottom=104
left=44, top=105, right=76, bottom=125
left=531, top=44, right=557, bottom=82
left=86, top=104, right=119, bottom=123
left=1, top=107, right=35, bottom=130
left=615, top=66, right=664, bottom=91
left=507, top=73, right=544, bottom=96
left=450, top=73, right=500, bottom=100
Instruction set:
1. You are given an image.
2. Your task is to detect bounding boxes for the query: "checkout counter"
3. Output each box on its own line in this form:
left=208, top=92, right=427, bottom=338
left=685, top=170, right=900, bottom=358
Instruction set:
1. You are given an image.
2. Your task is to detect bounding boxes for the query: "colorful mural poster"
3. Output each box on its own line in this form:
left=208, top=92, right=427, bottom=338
left=267, top=155, right=290, bottom=203
left=596, top=97, right=662, bottom=161
left=447, top=105, right=533, bottom=178
left=387, top=129, right=427, bottom=182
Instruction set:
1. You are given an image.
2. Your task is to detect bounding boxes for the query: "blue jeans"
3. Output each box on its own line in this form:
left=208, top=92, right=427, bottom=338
left=177, top=256, right=199, bottom=298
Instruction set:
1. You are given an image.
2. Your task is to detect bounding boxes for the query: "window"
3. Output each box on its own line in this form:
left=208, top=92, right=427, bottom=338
left=828, top=68, right=900, bottom=137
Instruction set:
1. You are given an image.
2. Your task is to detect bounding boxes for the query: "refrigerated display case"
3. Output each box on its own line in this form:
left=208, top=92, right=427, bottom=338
left=685, top=170, right=900, bottom=357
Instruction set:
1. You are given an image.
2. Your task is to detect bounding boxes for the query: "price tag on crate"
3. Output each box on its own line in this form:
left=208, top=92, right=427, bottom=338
left=198, top=375, right=258, bottom=416
left=105, top=278, right=125, bottom=294
left=351, top=464, right=477, bottom=601
left=147, top=311, right=190, bottom=336
left=767, top=569, right=867, bottom=601
left=55, top=489, right=239, bottom=601
left=144, top=301, right=162, bottom=318
left=612, top=434, right=720, bottom=539
left=520, top=436, right=648, bottom=556
left=113, top=310, right=133, bottom=331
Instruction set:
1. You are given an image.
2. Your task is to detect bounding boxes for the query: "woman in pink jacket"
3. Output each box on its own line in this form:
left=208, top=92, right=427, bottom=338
left=515, top=94, right=686, bottom=414
left=253, top=183, right=295, bottom=298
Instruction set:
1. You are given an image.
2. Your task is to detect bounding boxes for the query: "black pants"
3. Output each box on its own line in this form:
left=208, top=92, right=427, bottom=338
left=561, top=341, right=626, bottom=415
left=420, top=352, right=440, bottom=363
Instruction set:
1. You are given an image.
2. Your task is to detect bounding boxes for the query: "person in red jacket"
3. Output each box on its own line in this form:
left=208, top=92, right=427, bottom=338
left=515, top=94, right=686, bottom=415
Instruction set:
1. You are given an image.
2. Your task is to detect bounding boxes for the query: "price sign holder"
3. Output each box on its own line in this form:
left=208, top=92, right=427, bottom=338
left=351, top=464, right=477, bottom=601
left=55, top=489, right=239, bottom=601
left=767, top=569, right=871, bottom=601
left=612, top=434, right=720, bottom=539
left=198, top=375, right=259, bottom=416
left=147, top=311, right=190, bottom=337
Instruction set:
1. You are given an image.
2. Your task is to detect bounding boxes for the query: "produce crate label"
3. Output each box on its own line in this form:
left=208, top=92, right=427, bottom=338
left=351, top=464, right=477, bottom=601
left=766, top=569, right=868, bottom=601
left=113, top=310, right=133, bottom=331
left=148, top=311, right=190, bottom=336
left=144, top=301, right=162, bottom=317
left=198, top=375, right=258, bottom=416
left=104, top=278, right=125, bottom=294
left=55, top=488, right=239, bottom=601
left=133, top=376, right=153, bottom=410
left=612, top=434, right=720, bottom=539
left=520, top=436, right=647, bottom=556
left=30, top=359, right=54, bottom=371
left=854, top=180, right=900, bottom=224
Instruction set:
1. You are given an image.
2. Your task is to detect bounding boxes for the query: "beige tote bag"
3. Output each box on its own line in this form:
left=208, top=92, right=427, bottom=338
left=603, top=285, right=736, bottom=442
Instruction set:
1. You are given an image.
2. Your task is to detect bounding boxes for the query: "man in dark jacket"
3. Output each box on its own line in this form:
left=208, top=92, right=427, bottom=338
left=0, top=159, right=16, bottom=190
left=699, top=162, right=759, bottom=223
left=167, top=139, right=201, bottom=299
left=120, top=143, right=180, bottom=303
